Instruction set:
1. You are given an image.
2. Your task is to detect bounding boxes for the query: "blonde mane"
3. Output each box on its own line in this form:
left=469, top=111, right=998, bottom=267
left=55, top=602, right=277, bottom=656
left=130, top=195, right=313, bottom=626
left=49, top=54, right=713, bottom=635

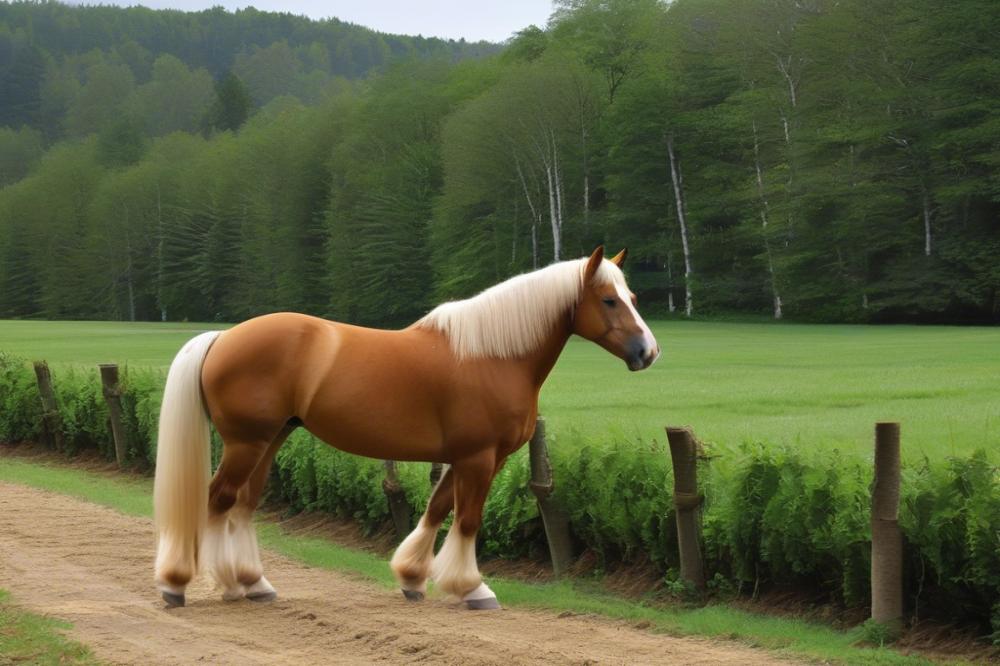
left=416, top=258, right=625, bottom=360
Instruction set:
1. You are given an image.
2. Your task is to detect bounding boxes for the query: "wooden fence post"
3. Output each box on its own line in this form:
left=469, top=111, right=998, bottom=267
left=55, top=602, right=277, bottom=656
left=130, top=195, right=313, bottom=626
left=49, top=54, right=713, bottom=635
left=429, top=462, right=443, bottom=488
left=666, top=427, right=706, bottom=593
left=528, top=417, right=574, bottom=577
left=99, top=364, right=130, bottom=468
left=382, top=460, right=411, bottom=543
left=871, top=422, right=903, bottom=630
left=32, top=361, right=65, bottom=451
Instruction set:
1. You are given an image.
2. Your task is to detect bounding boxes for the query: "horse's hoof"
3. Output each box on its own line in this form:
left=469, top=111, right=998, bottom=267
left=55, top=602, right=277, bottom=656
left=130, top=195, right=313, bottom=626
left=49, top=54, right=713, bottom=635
left=247, top=591, right=277, bottom=603
left=402, top=589, right=425, bottom=602
left=162, top=591, right=185, bottom=608
left=465, top=596, right=501, bottom=611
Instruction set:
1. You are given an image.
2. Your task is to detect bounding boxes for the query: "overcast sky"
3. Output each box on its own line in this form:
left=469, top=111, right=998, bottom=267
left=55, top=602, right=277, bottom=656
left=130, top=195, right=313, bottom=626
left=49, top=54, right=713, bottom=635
left=60, top=1, right=555, bottom=42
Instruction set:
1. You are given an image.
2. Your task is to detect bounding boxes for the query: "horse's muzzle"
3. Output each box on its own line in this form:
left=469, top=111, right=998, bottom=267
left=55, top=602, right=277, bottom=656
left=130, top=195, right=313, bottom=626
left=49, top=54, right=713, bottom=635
left=626, top=337, right=660, bottom=371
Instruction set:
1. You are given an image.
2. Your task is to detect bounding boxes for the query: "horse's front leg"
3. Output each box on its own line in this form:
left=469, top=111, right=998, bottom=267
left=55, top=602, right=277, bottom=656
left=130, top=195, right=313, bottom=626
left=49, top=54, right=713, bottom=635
left=431, top=451, right=500, bottom=610
left=390, top=465, right=454, bottom=600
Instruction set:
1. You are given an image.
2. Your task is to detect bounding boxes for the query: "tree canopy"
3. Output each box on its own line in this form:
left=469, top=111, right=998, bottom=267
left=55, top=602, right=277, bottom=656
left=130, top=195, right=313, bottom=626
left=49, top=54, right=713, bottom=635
left=1, top=0, right=997, bottom=324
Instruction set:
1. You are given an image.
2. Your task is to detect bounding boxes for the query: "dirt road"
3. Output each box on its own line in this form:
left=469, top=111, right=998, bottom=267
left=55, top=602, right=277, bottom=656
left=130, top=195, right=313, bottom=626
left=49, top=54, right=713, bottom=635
left=0, top=481, right=799, bottom=665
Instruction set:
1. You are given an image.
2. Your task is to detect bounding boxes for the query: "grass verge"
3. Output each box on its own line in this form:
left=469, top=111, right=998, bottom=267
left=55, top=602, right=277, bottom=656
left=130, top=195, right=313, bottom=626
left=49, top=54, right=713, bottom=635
left=0, top=455, right=939, bottom=666
left=0, top=589, right=98, bottom=665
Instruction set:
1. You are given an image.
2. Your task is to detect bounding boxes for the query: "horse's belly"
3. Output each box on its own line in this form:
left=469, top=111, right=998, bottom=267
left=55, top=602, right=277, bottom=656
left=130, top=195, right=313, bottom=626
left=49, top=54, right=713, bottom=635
left=301, top=401, right=447, bottom=462
left=304, top=421, right=445, bottom=462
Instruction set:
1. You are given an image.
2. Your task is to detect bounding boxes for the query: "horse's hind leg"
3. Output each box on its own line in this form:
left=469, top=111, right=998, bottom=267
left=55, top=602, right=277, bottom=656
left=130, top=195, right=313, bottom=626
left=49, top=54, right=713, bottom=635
left=234, top=425, right=293, bottom=602
left=390, top=465, right=453, bottom=600
left=202, top=425, right=292, bottom=601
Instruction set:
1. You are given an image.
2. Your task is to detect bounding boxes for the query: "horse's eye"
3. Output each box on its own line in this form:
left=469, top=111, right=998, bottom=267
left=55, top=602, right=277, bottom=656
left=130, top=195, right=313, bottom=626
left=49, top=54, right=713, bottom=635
left=602, top=297, right=616, bottom=307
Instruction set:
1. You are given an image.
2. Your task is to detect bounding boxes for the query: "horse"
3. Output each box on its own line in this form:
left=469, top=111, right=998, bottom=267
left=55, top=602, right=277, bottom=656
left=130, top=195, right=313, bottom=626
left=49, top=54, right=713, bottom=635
left=153, top=246, right=660, bottom=610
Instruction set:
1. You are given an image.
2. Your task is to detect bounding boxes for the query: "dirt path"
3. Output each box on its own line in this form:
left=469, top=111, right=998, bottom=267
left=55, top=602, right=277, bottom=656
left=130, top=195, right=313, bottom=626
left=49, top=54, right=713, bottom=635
left=0, top=482, right=800, bottom=665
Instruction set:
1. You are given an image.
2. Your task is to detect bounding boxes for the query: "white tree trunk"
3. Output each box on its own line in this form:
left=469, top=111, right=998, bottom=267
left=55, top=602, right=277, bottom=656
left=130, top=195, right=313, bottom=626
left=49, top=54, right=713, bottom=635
left=551, top=130, right=565, bottom=256
left=776, top=56, right=797, bottom=109
left=156, top=184, right=166, bottom=321
left=515, top=155, right=542, bottom=269
left=753, top=121, right=783, bottom=320
left=525, top=123, right=562, bottom=262
left=512, top=199, right=518, bottom=264
left=667, top=134, right=693, bottom=318
left=923, top=189, right=932, bottom=256
left=119, top=205, right=136, bottom=323
left=545, top=163, right=560, bottom=261
left=666, top=253, right=676, bottom=313
left=581, top=125, right=590, bottom=225
left=531, top=223, right=538, bottom=269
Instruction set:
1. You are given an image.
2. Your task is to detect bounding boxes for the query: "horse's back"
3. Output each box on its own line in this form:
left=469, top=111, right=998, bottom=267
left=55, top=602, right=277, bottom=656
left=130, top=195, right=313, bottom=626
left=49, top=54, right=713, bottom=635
left=200, top=312, right=457, bottom=459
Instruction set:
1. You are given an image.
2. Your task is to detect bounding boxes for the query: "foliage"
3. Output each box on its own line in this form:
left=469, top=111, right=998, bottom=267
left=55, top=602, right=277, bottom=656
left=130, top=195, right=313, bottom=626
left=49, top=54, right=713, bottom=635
left=552, top=431, right=676, bottom=568
left=704, top=444, right=871, bottom=606
left=51, top=368, right=108, bottom=457
left=0, top=353, right=41, bottom=443
left=901, top=452, right=1000, bottom=632
left=859, top=618, right=899, bottom=647
left=2, top=1, right=999, bottom=323
left=0, top=354, right=998, bottom=634
left=204, top=71, right=252, bottom=133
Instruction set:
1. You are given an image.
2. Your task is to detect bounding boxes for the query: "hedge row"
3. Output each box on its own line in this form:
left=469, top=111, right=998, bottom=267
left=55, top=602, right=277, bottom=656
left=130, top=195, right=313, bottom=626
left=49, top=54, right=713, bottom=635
left=0, top=353, right=997, bottom=638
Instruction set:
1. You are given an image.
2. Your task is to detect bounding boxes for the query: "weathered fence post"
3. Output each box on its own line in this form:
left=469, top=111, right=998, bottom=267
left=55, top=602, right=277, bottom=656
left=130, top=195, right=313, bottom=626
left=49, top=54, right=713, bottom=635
left=99, top=364, right=130, bottom=468
left=666, top=426, right=706, bottom=593
left=32, top=361, right=65, bottom=451
left=528, top=417, right=574, bottom=577
left=429, top=461, right=443, bottom=488
left=382, top=460, right=411, bottom=543
left=871, top=422, right=903, bottom=630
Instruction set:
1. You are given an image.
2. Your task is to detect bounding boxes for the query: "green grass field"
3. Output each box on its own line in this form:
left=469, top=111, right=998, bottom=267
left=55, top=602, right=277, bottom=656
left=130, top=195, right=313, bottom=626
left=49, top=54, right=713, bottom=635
left=1, top=319, right=998, bottom=459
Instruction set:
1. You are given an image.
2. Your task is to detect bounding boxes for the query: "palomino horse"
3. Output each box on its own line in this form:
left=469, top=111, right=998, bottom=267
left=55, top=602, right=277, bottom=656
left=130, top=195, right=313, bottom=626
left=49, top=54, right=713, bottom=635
left=153, top=246, right=659, bottom=609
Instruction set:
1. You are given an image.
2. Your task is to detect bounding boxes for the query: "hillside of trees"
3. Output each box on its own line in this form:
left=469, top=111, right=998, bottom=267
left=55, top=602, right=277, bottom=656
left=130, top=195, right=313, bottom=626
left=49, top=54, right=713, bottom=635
left=1, top=0, right=997, bottom=325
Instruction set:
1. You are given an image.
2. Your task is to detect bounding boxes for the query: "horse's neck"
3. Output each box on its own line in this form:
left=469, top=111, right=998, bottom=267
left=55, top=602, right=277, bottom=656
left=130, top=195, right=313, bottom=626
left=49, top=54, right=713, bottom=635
left=523, top=317, right=573, bottom=389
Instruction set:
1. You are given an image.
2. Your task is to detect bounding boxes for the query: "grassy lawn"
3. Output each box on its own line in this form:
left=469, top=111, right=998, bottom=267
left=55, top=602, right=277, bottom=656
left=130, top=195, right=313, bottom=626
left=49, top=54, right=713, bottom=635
left=0, top=320, right=227, bottom=367
left=1, top=319, right=997, bottom=459
left=0, top=589, right=98, bottom=665
left=0, top=456, right=932, bottom=666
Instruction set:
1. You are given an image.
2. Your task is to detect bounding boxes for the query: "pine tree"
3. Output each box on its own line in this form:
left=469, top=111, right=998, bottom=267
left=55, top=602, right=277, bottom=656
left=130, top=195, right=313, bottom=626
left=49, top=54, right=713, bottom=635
left=204, top=72, right=252, bottom=133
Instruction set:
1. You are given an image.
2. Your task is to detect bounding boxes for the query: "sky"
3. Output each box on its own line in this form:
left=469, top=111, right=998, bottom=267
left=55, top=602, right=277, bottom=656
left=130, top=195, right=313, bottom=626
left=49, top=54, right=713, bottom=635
left=60, top=0, right=556, bottom=43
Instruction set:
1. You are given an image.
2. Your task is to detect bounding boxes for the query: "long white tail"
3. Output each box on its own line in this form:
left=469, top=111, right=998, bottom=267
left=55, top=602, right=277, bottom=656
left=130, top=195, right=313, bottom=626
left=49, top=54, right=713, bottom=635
left=153, top=330, right=221, bottom=592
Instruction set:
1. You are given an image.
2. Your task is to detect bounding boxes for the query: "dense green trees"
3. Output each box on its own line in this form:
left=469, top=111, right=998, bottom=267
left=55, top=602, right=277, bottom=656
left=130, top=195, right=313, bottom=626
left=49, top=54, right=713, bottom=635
left=1, top=0, right=998, bottom=324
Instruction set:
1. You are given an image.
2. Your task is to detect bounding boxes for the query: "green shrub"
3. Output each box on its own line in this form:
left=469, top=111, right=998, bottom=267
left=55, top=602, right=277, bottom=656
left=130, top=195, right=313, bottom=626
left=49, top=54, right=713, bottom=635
left=312, top=443, right=391, bottom=531
left=705, top=444, right=871, bottom=605
left=481, top=450, right=540, bottom=559
left=273, top=432, right=319, bottom=511
left=552, top=430, right=676, bottom=569
left=902, top=451, right=1000, bottom=631
left=859, top=618, right=900, bottom=646
left=0, top=354, right=41, bottom=443
left=118, top=367, right=165, bottom=467
left=0, top=356, right=165, bottom=466
left=52, top=368, right=108, bottom=457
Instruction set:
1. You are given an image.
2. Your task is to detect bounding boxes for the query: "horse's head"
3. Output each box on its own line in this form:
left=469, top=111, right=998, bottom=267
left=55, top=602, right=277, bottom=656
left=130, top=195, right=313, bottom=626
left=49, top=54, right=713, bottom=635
left=573, top=246, right=660, bottom=371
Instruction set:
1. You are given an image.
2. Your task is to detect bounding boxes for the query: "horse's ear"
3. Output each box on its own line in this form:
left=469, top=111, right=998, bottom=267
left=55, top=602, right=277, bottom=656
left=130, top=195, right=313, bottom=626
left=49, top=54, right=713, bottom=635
left=584, top=245, right=604, bottom=282
left=610, top=248, right=628, bottom=268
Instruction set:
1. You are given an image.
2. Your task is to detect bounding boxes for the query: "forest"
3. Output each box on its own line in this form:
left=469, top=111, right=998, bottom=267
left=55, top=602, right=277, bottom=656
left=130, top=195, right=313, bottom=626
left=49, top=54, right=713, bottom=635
left=0, top=0, right=997, bottom=325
